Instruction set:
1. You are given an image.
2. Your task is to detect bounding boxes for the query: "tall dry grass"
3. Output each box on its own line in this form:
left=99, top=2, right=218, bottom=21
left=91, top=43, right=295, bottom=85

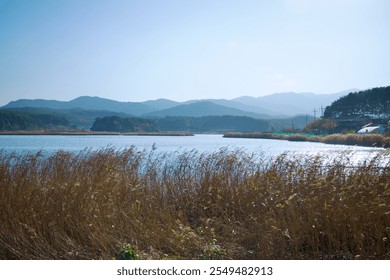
left=224, top=132, right=390, bottom=148
left=318, top=133, right=390, bottom=148
left=0, top=148, right=389, bottom=259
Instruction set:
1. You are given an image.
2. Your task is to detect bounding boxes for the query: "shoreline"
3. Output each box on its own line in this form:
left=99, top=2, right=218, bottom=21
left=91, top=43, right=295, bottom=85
left=224, top=132, right=390, bottom=148
left=0, top=130, right=194, bottom=136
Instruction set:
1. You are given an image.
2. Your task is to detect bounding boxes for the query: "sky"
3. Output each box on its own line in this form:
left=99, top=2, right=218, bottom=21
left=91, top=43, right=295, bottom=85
left=0, top=0, right=389, bottom=106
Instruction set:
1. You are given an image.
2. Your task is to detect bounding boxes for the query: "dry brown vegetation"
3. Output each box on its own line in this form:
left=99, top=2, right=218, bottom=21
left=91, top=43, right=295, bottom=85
left=1, top=147, right=390, bottom=259
left=318, top=133, right=390, bottom=148
left=224, top=132, right=390, bottom=148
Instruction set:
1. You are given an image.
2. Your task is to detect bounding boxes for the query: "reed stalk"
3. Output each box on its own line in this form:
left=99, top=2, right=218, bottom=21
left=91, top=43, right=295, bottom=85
left=0, top=148, right=389, bottom=259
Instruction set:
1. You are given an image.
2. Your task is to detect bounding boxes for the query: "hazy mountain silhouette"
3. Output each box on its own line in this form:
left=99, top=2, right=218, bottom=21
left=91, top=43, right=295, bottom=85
left=182, top=99, right=282, bottom=117
left=4, top=99, right=69, bottom=110
left=1, top=90, right=363, bottom=131
left=67, top=96, right=154, bottom=115
left=141, top=99, right=180, bottom=110
left=4, top=96, right=155, bottom=115
left=233, top=89, right=357, bottom=116
left=3, top=90, right=356, bottom=118
left=143, top=101, right=272, bottom=118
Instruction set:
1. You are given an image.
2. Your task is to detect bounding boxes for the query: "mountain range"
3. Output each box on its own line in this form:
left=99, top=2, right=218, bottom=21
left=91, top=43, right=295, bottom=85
left=2, top=90, right=355, bottom=120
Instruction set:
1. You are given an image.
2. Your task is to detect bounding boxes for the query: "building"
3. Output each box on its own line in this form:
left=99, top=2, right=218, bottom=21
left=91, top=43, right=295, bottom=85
left=357, top=125, right=385, bottom=134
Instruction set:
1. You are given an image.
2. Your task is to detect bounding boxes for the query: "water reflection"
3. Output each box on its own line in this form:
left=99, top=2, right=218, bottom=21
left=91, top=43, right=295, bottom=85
left=0, top=134, right=387, bottom=167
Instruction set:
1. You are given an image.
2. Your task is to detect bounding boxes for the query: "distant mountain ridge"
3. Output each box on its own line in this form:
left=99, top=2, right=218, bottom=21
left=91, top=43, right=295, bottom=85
left=4, top=96, right=156, bottom=116
left=144, top=101, right=271, bottom=119
left=141, top=99, right=180, bottom=110
left=2, top=90, right=356, bottom=118
left=1, top=90, right=360, bottom=132
left=232, top=89, right=357, bottom=116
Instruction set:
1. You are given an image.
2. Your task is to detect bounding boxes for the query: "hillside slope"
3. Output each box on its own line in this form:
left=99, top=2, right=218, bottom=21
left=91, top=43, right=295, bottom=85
left=233, top=90, right=355, bottom=116
left=144, top=101, right=271, bottom=118
left=324, top=86, right=390, bottom=119
left=3, top=96, right=155, bottom=115
left=3, top=91, right=353, bottom=118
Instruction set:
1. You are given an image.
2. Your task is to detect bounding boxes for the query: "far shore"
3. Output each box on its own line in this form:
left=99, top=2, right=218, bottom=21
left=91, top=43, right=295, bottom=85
left=0, top=130, right=194, bottom=136
left=224, top=132, right=390, bottom=148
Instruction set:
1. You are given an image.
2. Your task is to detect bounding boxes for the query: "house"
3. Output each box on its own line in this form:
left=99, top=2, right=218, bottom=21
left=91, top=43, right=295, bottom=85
left=357, top=124, right=385, bottom=134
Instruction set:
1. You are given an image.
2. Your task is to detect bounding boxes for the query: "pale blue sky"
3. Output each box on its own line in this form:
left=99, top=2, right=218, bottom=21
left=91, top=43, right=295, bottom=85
left=0, top=0, right=389, bottom=106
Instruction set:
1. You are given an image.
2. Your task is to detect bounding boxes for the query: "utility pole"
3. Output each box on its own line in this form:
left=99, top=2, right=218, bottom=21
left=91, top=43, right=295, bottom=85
left=291, top=120, right=295, bottom=133
left=313, top=108, right=317, bottom=119
left=320, top=106, right=324, bottom=118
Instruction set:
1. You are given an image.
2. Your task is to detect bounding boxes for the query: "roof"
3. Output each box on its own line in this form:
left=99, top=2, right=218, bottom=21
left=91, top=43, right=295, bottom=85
left=357, top=126, right=385, bottom=134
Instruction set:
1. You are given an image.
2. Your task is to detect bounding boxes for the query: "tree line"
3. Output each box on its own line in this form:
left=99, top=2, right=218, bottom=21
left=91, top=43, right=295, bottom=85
left=0, top=109, right=313, bottom=133
left=0, top=110, right=71, bottom=131
left=90, top=115, right=270, bottom=133
left=323, top=86, right=390, bottom=119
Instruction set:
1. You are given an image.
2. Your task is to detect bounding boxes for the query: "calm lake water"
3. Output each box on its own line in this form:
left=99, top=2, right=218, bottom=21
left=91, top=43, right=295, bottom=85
left=0, top=134, right=387, bottom=165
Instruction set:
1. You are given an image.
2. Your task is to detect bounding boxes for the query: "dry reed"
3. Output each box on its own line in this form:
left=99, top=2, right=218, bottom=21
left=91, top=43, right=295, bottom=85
left=224, top=132, right=390, bottom=148
left=0, top=147, right=389, bottom=259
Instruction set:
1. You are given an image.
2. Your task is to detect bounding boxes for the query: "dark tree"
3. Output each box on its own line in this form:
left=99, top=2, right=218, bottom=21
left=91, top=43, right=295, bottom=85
left=324, top=86, right=390, bottom=119
left=91, top=116, right=158, bottom=132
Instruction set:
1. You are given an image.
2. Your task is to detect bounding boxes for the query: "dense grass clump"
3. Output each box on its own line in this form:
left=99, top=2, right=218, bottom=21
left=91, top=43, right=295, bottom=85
left=224, top=132, right=390, bottom=148
left=318, top=133, right=390, bottom=148
left=0, top=148, right=389, bottom=259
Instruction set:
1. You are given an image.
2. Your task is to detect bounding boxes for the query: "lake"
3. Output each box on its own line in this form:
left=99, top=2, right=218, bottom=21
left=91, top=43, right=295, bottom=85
left=0, top=134, right=387, bottom=165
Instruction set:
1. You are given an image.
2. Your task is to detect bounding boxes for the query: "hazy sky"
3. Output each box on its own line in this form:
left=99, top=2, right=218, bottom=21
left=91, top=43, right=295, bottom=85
left=0, top=0, right=389, bottom=105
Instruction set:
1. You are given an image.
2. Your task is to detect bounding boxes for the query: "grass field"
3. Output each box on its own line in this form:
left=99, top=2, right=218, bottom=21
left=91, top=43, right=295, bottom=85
left=0, top=148, right=389, bottom=259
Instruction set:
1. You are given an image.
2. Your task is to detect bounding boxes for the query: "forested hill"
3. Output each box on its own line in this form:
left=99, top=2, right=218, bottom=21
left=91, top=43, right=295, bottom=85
left=0, top=110, right=71, bottom=131
left=90, top=115, right=269, bottom=133
left=324, top=86, right=390, bottom=119
left=90, top=115, right=313, bottom=133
